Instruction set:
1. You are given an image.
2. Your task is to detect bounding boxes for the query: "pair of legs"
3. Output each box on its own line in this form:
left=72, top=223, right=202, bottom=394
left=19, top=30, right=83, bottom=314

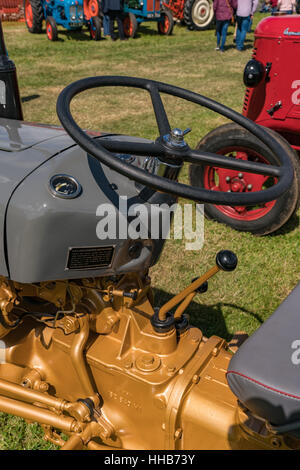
left=215, top=20, right=230, bottom=51
left=103, top=14, right=110, bottom=36
left=108, top=10, right=125, bottom=40
left=236, top=15, right=251, bottom=51
left=260, top=3, right=271, bottom=12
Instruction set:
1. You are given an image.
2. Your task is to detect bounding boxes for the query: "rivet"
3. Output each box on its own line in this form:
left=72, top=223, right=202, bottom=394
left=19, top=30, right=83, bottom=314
left=174, top=428, right=182, bottom=440
left=238, top=173, right=243, bottom=178
left=226, top=176, right=231, bottom=182
left=212, top=347, right=219, bottom=356
left=192, top=374, right=200, bottom=384
left=247, top=184, right=252, bottom=190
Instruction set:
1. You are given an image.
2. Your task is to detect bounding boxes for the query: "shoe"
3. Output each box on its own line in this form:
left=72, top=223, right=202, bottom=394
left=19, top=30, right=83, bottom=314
left=111, top=37, right=117, bottom=41
left=220, top=49, right=225, bottom=52
left=215, top=46, right=220, bottom=50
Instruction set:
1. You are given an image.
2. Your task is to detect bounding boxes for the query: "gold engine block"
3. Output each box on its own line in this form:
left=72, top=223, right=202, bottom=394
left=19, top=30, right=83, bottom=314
left=0, top=273, right=296, bottom=450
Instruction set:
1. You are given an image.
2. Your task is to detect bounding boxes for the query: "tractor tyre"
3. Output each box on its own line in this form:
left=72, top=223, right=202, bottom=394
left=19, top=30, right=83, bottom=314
left=123, top=13, right=138, bottom=38
left=46, top=17, right=58, bottom=41
left=157, top=9, right=174, bottom=35
left=189, top=123, right=300, bottom=236
left=183, top=0, right=214, bottom=31
left=89, top=15, right=102, bottom=40
left=24, top=0, right=44, bottom=34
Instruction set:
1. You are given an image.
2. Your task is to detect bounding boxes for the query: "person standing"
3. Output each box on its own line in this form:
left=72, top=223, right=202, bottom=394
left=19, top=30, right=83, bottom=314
left=277, top=0, right=296, bottom=14
left=270, top=0, right=278, bottom=14
left=235, top=0, right=258, bottom=51
left=213, top=0, right=237, bottom=52
left=102, top=0, right=126, bottom=41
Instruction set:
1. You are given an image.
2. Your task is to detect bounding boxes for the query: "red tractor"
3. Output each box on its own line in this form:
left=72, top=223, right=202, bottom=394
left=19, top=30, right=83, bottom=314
left=189, top=15, right=300, bottom=235
left=163, top=0, right=214, bottom=30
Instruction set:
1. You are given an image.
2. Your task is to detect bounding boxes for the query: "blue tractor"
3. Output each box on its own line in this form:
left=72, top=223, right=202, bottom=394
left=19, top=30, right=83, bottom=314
left=122, top=0, right=174, bottom=37
left=24, top=0, right=102, bottom=41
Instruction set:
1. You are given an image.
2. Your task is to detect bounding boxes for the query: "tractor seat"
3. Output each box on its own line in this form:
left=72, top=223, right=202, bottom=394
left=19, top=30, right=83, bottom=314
left=227, top=283, right=300, bottom=427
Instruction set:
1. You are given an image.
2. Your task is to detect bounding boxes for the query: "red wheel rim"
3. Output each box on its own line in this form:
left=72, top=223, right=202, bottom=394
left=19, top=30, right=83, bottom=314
left=46, top=22, right=53, bottom=40
left=159, top=15, right=170, bottom=34
left=25, top=0, right=33, bottom=28
left=203, top=147, right=277, bottom=221
left=123, top=16, right=133, bottom=37
left=88, top=0, right=99, bottom=17
left=83, top=0, right=99, bottom=20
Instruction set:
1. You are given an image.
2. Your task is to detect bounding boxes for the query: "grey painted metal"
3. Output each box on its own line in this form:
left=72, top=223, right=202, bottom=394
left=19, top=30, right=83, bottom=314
left=0, top=118, right=68, bottom=151
left=0, top=118, right=74, bottom=277
left=4, top=129, right=173, bottom=282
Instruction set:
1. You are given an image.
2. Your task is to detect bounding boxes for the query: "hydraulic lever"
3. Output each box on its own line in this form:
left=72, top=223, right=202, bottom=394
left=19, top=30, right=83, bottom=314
left=156, top=250, right=238, bottom=324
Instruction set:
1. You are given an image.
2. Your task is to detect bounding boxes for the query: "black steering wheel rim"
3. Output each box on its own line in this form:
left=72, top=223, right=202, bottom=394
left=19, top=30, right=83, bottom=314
left=56, top=76, right=294, bottom=206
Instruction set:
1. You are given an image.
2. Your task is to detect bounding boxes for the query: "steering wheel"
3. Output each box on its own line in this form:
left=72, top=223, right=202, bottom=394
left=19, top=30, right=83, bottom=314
left=56, top=76, right=294, bottom=206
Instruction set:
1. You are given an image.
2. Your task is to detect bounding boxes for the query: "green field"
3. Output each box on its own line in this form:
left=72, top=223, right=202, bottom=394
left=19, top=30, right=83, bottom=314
left=0, top=13, right=299, bottom=449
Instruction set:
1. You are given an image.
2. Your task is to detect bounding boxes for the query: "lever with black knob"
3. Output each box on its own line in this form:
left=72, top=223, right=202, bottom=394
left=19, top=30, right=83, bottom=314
left=151, top=251, right=238, bottom=332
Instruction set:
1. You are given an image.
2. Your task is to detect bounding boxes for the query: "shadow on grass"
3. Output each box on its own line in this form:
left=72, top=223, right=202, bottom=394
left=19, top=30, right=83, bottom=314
left=135, top=25, right=160, bottom=38
left=153, top=287, right=263, bottom=341
left=269, top=213, right=299, bottom=237
left=42, top=28, right=106, bottom=42
left=21, top=94, right=40, bottom=103
left=225, top=43, right=253, bottom=51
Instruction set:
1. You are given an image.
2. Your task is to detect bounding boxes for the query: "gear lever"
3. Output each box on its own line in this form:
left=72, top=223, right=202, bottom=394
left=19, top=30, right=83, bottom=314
left=155, top=250, right=238, bottom=326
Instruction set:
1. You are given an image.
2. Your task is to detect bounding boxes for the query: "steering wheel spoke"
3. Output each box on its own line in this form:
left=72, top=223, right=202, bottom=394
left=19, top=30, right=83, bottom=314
left=147, top=83, right=171, bottom=137
left=184, top=149, right=283, bottom=178
left=97, top=138, right=165, bottom=158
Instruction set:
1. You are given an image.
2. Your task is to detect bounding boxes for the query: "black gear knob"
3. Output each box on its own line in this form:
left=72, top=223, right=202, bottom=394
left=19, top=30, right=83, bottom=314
left=216, top=250, right=238, bottom=272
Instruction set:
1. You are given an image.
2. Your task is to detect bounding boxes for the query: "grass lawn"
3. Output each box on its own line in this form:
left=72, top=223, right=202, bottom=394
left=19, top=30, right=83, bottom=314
left=0, top=12, right=299, bottom=449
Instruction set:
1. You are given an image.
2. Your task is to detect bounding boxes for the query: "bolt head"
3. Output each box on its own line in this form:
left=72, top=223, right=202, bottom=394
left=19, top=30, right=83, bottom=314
left=39, top=382, right=49, bottom=392
left=238, top=173, right=243, bottom=179
left=141, top=355, right=154, bottom=365
left=171, top=128, right=184, bottom=141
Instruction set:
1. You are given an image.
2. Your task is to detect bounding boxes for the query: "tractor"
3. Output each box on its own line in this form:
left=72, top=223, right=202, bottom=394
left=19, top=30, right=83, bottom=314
left=163, top=0, right=214, bottom=31
left=189, top=14, right=300, bottom=236
left=24, top=0, right=102, bottom=41
left=122, top=0, right=174, bottom=38
left=0, top=17, right=299, bottom=451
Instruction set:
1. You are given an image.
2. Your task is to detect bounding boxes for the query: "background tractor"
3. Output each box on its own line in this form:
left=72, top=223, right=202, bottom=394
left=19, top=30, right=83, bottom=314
left=122, top=0, right=174, bottom=38
left=163, top=0, right=214, bottom=31
left=24, top=0, right=102, bottom=41
left=189, top=14, right=300, bottom=236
